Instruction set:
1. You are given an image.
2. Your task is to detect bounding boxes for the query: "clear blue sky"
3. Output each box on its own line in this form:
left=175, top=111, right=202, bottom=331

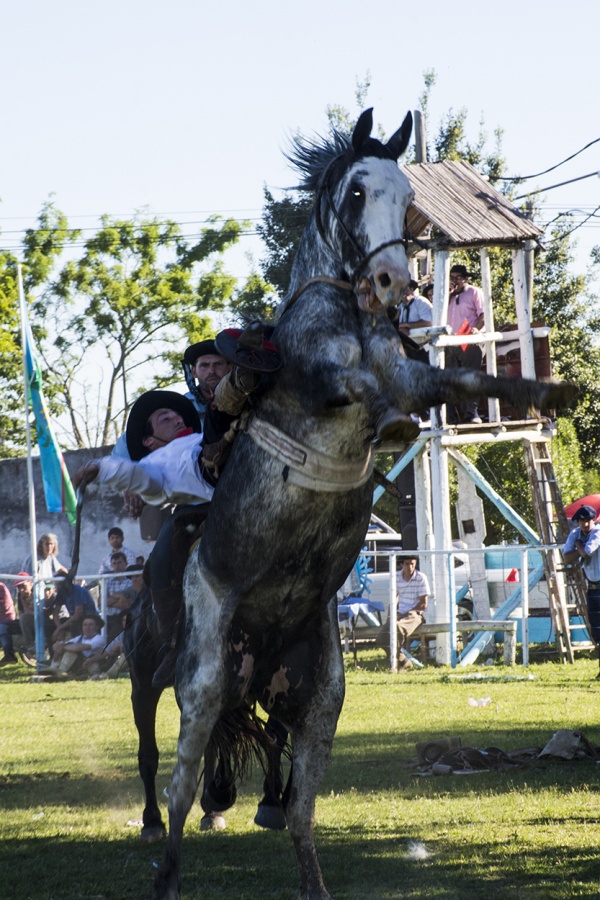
left=2, top=0, right=598, bottom=284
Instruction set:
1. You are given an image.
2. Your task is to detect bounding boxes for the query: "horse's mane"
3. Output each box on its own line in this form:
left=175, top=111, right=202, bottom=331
left=286, top=125, right=400, bottom=193
left=285, top=129, right=352, bottom=192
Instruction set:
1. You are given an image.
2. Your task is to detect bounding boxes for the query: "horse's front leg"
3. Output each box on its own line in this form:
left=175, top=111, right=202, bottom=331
left=131, top=676, right=167, bottom=842
left=285, top=600, right=345, bottom=900
left=153, top=573, right=229, bottom=900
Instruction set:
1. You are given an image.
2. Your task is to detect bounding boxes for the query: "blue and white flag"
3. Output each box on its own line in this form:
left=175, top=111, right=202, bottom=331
left=20, top=277, right=77, bottom=525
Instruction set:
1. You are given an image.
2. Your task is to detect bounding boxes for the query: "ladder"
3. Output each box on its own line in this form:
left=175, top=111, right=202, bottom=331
left=523, top=440, right=594, bottom=663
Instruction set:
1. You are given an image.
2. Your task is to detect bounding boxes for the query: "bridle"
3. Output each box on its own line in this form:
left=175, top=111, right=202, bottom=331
left=284, top=152, right=425, bottom=313
left=314, top=152, right=411, bottom=288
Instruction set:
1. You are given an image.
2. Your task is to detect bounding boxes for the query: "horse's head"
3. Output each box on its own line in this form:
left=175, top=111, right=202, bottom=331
left=289, top=108, right=415, bottom=314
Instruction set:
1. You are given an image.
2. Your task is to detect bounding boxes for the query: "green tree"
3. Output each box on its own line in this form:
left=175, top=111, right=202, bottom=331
left=36, top=213, right=245, bottom=448
left=0, top=201, right=76, bottom=457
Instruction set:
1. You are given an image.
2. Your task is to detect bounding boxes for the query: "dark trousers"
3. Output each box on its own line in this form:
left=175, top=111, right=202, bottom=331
left=445, top=344, right=483, bottom=422
left=586, top=586, right=600, bottom=645
left=148, top=502, right=211, bottom=593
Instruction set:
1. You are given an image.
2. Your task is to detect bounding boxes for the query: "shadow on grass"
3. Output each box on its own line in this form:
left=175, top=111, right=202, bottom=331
left=1, top=823, right=599, bottom=900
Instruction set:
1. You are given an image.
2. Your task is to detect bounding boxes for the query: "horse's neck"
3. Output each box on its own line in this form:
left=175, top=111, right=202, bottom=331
left=285, top=217, right=343, bottom=301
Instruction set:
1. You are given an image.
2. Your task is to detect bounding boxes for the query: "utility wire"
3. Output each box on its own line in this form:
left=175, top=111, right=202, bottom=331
left=544, top=202, right=600, bottom=245
left=514, top=170, right=600, bottom=200
left=499, top=136, right=600, bottom=181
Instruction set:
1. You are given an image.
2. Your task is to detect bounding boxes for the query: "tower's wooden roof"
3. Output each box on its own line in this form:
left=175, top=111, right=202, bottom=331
left=405, top=159, right=543, bottom=249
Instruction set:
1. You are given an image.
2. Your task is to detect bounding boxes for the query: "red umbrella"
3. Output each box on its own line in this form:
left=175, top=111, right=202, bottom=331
left=564, top=494, right=600, bottom=521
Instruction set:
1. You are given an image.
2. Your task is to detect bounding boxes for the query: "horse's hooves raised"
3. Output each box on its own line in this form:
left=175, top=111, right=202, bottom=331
left=200, top=813, right=226, bottom=831
left=254, top=803, right=287, bottom=830
left=376, top=411, right=420, bottom=443
left=140, top=824, right=167, bottom=843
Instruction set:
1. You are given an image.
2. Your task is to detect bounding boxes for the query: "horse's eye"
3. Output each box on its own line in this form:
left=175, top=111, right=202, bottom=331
left=349, top=183, right=364, bottom=202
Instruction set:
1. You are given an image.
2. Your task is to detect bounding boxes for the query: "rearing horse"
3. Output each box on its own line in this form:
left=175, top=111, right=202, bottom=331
left=154, top=109, right=575, bottom=900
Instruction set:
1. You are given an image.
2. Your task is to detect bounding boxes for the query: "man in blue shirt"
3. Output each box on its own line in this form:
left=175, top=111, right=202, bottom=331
left=563, top=504, right=600, bottom=675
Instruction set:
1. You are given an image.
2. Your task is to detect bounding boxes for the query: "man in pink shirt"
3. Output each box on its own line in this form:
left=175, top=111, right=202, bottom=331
left=446, top=264, right=485, bottom=424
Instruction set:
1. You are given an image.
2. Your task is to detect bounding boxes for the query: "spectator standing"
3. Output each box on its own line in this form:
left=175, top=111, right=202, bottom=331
left=397, top=280, right=433, bottom=333
left=446, top=264, right=485, bottom=424
left=23, top=533, right=68, bottom=581
left=98, top=527, right=137, bottom=574
left=563, top=505, right=600, bottom=676
left=0, top=582, right=20, bottom=666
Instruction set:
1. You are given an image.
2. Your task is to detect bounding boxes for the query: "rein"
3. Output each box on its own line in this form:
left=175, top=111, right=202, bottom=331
left=285, top=276, right=354, bottom=314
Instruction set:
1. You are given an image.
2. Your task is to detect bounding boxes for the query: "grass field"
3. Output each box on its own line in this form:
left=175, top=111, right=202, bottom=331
left=1, top=651, right=600, bottom=899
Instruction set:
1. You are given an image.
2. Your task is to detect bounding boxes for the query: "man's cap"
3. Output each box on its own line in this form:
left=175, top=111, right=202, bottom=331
left=182, top=339, right=218, bottom=366
left=126, top=390, right=201, bottom=461
left=14, top=572, right=32, bottom=585
left=572, top=504, right=597, bottom=521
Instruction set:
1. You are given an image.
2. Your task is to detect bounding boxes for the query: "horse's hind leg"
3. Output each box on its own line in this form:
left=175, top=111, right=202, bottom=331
left=153, top=669, right=225, bottom=900
left=285, top=600, right=345, bottom=900
left=154, top=569, right=229, bottom=900
left=255, top=716, right=288, bottom=831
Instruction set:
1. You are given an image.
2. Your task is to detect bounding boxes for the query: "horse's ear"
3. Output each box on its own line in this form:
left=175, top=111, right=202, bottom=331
left=385, top=111, right=413, bottom=160
left=352, top=108, right=374, bottom=152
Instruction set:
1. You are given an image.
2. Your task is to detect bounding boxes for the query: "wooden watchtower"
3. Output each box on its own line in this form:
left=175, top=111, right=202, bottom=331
left=378, top=160, right=591, bottom=665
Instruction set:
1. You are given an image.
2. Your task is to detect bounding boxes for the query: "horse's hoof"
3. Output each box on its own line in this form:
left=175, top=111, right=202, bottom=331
left=254, top=803, right=287, bottom=831
left=140, top=824, right=167, bottom=843
left=376, top=411, right=420, bottom=443
left=201, top=812, right=226, bottom=831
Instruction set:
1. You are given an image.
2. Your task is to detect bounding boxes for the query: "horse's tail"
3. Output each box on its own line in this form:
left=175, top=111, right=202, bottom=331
left=202, top=706, right=288, bottom=813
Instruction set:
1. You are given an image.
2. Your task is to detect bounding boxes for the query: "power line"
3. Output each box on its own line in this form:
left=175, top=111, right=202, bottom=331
left=514, top=170, right=600, bottom=201
left=499, top=137, right=600, bottom=182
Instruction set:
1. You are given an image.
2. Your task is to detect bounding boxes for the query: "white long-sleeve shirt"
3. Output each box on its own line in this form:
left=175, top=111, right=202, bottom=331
left=95, top=433, right=214, bottom=507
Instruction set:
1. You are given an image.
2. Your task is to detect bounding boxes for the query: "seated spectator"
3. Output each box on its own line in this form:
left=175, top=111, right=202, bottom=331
left=88, top=612, right=130, bottom=679
left=98, top=527, right=137, bottom=574
left=43, top=614, right=106, bottom=679
left=13, top=573, right=55, bottom=654
left=48, top=580, right=99, bottom=642
left=376, top=555, right=429, bottom=670
left=0, top=582, right=20, bottom=666
left=135, top=555, right=145, bottom=567
left=24, top=533, right=68, bottom=581
left=105, top=551, right=135, bottom=640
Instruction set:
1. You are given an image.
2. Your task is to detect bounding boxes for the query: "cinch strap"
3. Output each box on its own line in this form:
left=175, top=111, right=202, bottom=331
left=246, top=416, right=373, bottom=493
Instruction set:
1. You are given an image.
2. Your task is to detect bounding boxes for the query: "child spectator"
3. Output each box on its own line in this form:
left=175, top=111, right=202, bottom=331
left=98, top=527, right=137, bottom=574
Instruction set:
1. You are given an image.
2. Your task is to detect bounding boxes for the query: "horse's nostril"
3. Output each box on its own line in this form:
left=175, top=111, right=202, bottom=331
left=379, top=273, right=391, bottom=288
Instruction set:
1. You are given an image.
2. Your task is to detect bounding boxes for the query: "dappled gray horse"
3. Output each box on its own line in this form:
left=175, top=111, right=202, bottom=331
left=154, top=109, right=575, bottom=900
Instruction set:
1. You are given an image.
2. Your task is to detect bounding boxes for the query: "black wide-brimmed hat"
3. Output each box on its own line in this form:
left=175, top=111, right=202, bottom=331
left=126, top=390, right=201, bottom=461
left=182, top=339, right=217, bottom=366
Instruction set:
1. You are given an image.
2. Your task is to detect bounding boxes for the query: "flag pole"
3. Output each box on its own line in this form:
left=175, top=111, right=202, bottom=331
left=17, top=264, right=43, bottom=667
